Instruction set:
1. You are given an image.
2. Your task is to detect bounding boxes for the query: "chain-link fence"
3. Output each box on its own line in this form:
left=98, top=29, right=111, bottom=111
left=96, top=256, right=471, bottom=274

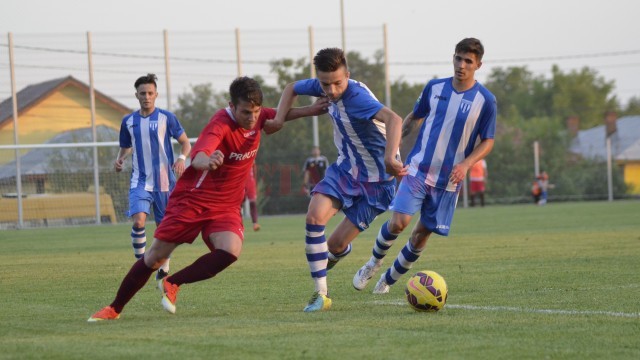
left=1, top=27, right=637, bottom=229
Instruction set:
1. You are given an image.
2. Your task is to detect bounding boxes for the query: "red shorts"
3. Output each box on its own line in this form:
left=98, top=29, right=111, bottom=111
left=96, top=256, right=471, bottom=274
left=470, top=181, right=485, bottom=193
left=154, top=200, right=244, bottom=252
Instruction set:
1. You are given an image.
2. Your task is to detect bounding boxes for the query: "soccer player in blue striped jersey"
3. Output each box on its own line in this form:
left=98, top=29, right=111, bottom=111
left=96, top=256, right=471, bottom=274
left=274, top=48, right=408, bottom=312
left=114, top=74, right=191, bottom=281
left=353, top=38, right=497, bottom=294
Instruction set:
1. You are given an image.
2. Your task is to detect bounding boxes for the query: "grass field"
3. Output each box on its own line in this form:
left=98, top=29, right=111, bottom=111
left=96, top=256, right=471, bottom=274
left=1, top=201, right=639, bottom=359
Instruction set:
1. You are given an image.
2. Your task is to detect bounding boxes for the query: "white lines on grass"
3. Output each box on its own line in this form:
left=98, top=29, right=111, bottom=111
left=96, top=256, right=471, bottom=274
left=374, top=300, right=640, bottom=318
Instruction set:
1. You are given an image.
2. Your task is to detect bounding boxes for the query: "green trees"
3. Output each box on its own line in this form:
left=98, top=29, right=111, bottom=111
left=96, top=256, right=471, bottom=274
left=174, top=51, right=633, bottom=212
left=484, top=66, right=628, bottom=201
left=174, top=83, right=225, bottom=137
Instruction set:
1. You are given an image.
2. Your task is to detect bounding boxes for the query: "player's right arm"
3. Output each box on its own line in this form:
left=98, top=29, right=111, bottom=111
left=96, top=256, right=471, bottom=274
left=191, top=150, right=224, bottom=171
left=188, top=113, right=225, bottom=171
left=264, top=96, right=329, bottom=134
left=114, top=147, right=132, bottom=172
left=401, top=111, right=424, bottom=139
left=265, top=80, right=330, bottom=134
left=269, top=83, right=298, bottom=133
left=402, top=81, right=432, bottom=139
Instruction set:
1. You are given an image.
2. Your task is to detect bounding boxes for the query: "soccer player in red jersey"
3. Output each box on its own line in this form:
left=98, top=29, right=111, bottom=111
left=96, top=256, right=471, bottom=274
left=88, top=77, right=328, bottom=321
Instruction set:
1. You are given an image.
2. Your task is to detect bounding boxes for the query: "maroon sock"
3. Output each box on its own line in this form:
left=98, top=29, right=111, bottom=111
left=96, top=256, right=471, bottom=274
left=168, top=250, right=238, bottom=286
left=249, top=201, right=258, bottom=224
left=110, top=258, right=154, bottom=313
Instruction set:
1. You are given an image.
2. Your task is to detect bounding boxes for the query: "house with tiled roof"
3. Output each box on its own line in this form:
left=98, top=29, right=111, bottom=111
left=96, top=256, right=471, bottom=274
left=570, top=115, right=640, bottom=194
left=0, top=75, right=131, bottom=165
left=0, top=76, right=131, bottom=194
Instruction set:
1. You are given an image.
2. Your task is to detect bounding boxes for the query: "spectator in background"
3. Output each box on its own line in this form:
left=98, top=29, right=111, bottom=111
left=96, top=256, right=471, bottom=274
left=302, top=146, right=329, bottom=197
left=245, top=163, right=260, bottom=231
left=114, top=73, right=191, bottom=281
left=469, top=159, right=488, bottom=207
left=531, top=177, right=542, bottom=204
left=537, top=170, right=550, bottom=205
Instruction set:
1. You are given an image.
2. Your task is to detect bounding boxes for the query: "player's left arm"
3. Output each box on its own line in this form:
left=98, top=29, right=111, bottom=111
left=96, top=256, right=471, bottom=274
left=449, top=139, right=494, bottom=185
left=374, top=107, right=409, bottom=177
left=450, top=93, right=497, bottom=184
left=172, top=132, right=192, bottom=177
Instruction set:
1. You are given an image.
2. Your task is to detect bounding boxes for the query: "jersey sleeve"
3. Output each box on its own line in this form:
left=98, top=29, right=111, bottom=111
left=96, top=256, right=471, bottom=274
left=259, top=107, right=277, bottom=130
left=412, top=82, right=432, bottom=119
left=477, top=94, right=497, bottom=140
left=167, top=113, right=186, bottom=139
left=191, top=116, right=226, bottom=158
left=343, top=81, right=384, bottom=121
left=293, top=79, right=323, bottom=97
left=118, top=117, right=132, bottom=148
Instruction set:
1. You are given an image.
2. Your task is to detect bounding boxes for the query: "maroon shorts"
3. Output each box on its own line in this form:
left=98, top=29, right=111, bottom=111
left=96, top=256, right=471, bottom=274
left=470, top=181, right=485, bottom=193
left=154, top=200, right=244, bottom=252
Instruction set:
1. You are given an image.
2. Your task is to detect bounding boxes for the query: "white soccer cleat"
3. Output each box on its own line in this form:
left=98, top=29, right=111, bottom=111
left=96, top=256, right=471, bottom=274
left=352, top=261, right=382, bottom=291
left=372, top=276, right=390, bottom=294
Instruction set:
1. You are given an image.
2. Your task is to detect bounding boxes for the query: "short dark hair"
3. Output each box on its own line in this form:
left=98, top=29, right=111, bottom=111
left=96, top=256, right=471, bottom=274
left=455, top=38, right=485, bottom=62
left=313, top=48, right=348, bottom=73
left=229, top=76, right=263, bottom=106
left=134, top=73, right=158, bottom=90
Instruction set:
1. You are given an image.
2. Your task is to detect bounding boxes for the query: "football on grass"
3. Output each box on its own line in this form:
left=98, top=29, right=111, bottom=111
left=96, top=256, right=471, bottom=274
left=405, top=270, right=448, bottom=312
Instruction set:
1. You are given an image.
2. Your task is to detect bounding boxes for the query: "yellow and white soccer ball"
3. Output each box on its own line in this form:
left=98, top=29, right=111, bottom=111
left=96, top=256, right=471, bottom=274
left=405, top=270, right=448, bottom=312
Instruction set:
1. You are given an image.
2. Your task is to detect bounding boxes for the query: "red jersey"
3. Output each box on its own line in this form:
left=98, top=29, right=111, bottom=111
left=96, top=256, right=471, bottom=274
left=172, top=107, right=275, bottom=211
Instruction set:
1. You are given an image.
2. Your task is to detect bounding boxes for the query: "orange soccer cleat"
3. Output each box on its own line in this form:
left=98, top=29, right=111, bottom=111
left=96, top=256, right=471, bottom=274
left=87, top=306, right=120, bottom=322
left=159, top=278, right=180, bottom=314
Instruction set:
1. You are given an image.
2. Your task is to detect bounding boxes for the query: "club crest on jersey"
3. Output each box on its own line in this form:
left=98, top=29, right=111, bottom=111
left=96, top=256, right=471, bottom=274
left=460, top=99, right=473, bottom=113
left=149, top=121, right=158, bottom=131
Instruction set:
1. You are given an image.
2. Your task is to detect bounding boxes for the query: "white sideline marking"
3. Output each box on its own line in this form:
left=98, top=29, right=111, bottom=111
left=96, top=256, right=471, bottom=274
left=374, top=300, right=640, bottom=318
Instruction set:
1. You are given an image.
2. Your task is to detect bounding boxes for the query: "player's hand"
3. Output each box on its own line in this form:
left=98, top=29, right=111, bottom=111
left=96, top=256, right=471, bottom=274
left=449, top=163, right=469, bottom=185
left=385, top=158, right=409, bottom=177
left=172, top=158, right=186, bottom=177
left=114, top=158, right=125, bottom=172
left=209, top=150, right=224, bottom=171
left=310, top=97, right=331, bottom=116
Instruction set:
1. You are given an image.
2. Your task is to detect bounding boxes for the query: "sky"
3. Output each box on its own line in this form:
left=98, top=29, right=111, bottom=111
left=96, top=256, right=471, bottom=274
left=0, top=0, right=639, bottom=110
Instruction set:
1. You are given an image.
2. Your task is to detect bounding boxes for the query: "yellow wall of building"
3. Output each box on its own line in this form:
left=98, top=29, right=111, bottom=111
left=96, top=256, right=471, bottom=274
left=623, top=162, right=640, bottom=194
left=0, top=85, right=128, bottom=165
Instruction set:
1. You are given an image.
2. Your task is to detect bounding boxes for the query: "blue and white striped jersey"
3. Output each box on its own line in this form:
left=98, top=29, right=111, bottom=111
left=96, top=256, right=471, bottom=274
left=119, top=108, right=185, bottom=192
left=294, top=78, right=395, bottom=182
left=407, top=77, right=496, bottom=191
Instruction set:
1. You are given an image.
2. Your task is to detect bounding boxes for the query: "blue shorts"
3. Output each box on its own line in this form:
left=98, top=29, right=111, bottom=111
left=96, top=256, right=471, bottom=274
left=127, top=187, right=171, bottom=224
left=390, top=175, right=459, bottom=236
left=313, top=163, right=396, bottom=231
